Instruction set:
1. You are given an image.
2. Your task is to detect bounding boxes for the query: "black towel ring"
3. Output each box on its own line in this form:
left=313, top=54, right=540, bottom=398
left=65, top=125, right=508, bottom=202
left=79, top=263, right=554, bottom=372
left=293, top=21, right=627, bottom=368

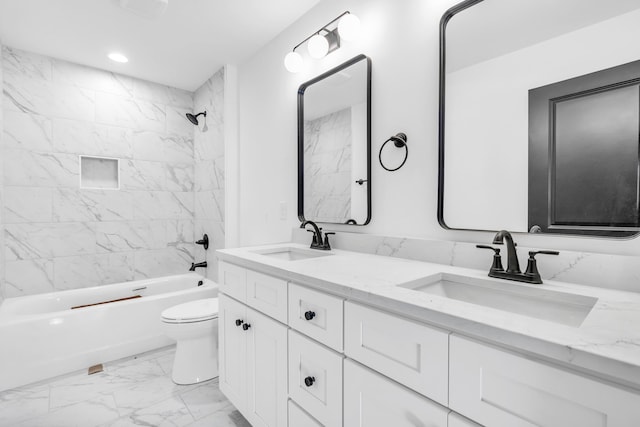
left=379, top=133, right=408, bottom=172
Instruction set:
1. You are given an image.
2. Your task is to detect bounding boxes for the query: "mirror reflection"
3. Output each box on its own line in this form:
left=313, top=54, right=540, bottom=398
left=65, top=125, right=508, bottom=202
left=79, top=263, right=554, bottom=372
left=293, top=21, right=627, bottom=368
left=440, top=0, right=640, bottom=237
left=299, top=55, right=371, bottom=225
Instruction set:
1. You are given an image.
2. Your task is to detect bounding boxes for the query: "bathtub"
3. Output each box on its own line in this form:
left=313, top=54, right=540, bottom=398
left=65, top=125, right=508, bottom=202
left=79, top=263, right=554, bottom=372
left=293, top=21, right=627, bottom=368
left=0, top=273, right=217, bottom=392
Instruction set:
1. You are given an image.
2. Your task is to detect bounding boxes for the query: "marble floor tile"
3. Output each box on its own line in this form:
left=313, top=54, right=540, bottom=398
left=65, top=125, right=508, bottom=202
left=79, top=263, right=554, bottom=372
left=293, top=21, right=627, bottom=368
left=0, top=346, right=246, bottom=427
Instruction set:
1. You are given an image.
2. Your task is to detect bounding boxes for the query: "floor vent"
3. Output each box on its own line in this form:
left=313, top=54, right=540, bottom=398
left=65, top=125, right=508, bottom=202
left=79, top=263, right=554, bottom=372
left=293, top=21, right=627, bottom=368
left=88, top=364, right=104, bottom=375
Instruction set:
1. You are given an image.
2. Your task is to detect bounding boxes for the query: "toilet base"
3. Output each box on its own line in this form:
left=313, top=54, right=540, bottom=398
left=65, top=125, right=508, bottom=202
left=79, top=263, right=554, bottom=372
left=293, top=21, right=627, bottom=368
left=171, top=335, right=218, bottom=385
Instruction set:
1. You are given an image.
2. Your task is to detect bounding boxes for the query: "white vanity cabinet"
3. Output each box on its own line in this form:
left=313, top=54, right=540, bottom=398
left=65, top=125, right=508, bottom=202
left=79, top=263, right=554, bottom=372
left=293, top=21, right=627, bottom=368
left=344, top=301, right=449, bottom=406
left=343, top=359, right=449, bottom=427
left=288, top=330, right=343, bottom=426
left=449, top=335, right=640, bottom=427
left=218, top=256, right=640, bottom=427
left=288, top=400, right=322, bottom=427
left=218, top=263, right=288, bottom=427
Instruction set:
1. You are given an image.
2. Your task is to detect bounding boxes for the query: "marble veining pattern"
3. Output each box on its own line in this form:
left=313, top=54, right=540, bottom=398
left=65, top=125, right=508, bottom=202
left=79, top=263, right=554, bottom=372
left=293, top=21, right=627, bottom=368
left=0, top=346, right=249, bottom=427
left=193, top=68, right=225, bottom=282
left=219, top=241, right=640, bottom=390
left=292, top=228, right=640, bottom=293
left=0, top=46, right=224, bottom=296
left=303, top=107, right=352, bottom=223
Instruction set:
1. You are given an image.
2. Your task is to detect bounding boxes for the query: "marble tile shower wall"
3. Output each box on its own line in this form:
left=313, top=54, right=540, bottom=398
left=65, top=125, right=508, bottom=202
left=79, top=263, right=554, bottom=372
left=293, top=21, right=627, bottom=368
left=303, top=107, right=352, bottom=223
left=1, top=46, right=198, bottom=298
left=193, top=69, right=224, bottom=282
left=0, top=48, right=4, bottom=302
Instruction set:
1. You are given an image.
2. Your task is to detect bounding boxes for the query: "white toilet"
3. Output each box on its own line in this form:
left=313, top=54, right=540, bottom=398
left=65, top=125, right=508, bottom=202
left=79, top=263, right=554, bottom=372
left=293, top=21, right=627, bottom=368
left=161, top=298, right=219, bottom=385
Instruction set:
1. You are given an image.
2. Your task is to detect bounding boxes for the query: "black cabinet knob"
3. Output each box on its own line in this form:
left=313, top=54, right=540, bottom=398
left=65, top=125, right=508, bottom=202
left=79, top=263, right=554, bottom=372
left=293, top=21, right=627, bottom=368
left=304, top=311, right=316, bottom=321
left=304, top=376, right=315, bottom=387
left=235, top=319, right=243, bottom=327
left=242, top=323, right=251, bottom=331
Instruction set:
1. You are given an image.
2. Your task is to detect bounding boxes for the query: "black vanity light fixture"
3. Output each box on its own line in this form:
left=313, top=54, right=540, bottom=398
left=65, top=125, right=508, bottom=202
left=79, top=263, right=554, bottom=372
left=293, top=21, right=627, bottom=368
left=284, top=11, right=361, bottom=73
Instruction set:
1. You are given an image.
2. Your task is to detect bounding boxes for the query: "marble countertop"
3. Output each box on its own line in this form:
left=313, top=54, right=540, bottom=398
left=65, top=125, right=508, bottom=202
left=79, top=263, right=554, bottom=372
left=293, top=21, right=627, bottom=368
left=217, top=243, right=640, bottom=390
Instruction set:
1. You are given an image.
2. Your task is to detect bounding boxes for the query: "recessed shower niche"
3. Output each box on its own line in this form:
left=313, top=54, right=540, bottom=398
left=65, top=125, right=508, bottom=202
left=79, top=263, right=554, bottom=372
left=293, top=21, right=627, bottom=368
left=80, top=156, right=120, bottom=190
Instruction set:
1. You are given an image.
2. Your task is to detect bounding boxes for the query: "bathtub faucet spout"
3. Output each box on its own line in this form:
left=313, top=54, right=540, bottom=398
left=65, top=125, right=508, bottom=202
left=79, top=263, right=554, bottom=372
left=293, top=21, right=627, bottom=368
left=189, top=261, right=207, bottom=271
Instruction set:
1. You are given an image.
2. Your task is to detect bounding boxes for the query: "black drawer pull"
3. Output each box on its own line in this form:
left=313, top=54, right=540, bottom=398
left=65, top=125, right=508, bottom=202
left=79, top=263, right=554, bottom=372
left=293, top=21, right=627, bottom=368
left=304, top=376, right=315, bottom=387
left=235, top=319, right=243, bottom=327
left=242, top=323, right=251, bottom=331
left=304, top=311, right=316, bottom=321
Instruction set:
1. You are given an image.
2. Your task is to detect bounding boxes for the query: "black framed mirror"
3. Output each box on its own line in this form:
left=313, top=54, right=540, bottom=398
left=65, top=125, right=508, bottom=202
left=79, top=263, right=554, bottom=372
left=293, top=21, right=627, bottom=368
left=298, top=54, right=371, bottom=225
left=438, top=0, right=640, bottom=238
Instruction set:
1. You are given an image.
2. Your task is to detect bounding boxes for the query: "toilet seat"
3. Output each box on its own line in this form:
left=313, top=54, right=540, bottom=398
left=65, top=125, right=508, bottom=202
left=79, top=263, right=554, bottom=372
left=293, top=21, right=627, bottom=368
left=161, top=298, right=219, bottom=323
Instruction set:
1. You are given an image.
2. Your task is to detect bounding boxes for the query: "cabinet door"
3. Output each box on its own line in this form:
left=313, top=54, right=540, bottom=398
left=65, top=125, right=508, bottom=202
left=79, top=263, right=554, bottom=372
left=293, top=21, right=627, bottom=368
left=288, top=330, right=343, bottom=427
left=344, top=359, right=449, bottom=427
left=219, top=261, right=247, bottom=301
left=219, top=294, right=247, bottom=412
left=246, top=307, right=288, bottom=427
left=288, top=400, right=323, bottom=427
left=246, top=269, right=288, bottom=323
left=450, top=335, right=640, bottom=427
left=344, top=301, right=449, bottom=406
left=448, top=412, right=482, bottom=427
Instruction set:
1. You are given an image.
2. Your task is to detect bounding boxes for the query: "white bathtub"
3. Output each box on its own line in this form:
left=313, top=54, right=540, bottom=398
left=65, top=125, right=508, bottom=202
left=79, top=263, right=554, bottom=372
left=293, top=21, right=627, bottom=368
left=0, top=273, right=217, bottom=392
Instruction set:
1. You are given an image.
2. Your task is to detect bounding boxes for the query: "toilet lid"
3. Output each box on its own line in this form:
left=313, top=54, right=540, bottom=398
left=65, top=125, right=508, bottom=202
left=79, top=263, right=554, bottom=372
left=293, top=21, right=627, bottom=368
left=161, top=298, right=219, bottom=323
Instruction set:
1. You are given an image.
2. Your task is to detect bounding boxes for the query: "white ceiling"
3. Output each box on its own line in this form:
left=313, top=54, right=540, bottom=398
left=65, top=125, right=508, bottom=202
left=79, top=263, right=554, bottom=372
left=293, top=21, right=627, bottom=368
left=0, top=0, right=322, bottom=91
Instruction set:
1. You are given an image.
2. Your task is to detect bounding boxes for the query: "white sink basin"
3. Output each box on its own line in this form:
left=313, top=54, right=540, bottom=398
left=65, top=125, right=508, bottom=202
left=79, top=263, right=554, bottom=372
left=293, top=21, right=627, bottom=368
left=401, top=273, right=597, bottom=327
left=252, top=247, right=333, bottom=261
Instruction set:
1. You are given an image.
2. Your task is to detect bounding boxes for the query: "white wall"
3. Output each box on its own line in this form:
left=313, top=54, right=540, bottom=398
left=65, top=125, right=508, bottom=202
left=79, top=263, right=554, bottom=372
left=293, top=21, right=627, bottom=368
left=235, top=0, right=640, bottom=256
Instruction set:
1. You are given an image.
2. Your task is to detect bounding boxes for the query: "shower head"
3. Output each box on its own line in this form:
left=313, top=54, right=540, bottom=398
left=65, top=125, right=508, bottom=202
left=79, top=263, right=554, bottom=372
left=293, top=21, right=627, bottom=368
left=186, top=111, right=207, bottom=125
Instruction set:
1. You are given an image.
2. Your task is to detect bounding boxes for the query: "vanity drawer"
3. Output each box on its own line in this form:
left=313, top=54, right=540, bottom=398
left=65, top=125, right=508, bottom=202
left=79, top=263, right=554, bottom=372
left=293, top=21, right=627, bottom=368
left=246, top=269, right=287, bottom=323
left=288, top=283, right=343, bottom=351
left=288, top=330, right=343, bottom=427
left=344, top=301, right=449, bottom=406
left=448, top=412, right=482, bottom=427
left=218, top=261, right=246, bottom=301
left=344, top=359, right=448, bottom=427
left=288, top=400, right=323, bottom=427
left=450, top=335, right=640, bottom=427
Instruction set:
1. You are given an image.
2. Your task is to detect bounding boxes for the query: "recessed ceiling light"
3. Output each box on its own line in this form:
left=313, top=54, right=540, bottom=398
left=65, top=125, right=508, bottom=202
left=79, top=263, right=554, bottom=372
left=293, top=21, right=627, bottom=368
left=108, top=52, right=129, bottom=63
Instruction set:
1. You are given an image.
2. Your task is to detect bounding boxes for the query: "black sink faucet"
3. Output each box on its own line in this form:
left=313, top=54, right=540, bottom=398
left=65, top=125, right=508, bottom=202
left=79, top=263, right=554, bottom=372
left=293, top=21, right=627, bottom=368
left=189, top=261, right=207, bottom=271
left=492, top=230, right=521, bottom=274
left=300, top=220, right=333, bottom=250
left=476, top=230, right=559, bottom=284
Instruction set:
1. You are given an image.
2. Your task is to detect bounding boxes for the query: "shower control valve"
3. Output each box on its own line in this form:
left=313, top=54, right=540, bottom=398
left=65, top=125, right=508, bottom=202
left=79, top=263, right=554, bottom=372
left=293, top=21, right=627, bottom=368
left=195, top=234, right=209, bottom=250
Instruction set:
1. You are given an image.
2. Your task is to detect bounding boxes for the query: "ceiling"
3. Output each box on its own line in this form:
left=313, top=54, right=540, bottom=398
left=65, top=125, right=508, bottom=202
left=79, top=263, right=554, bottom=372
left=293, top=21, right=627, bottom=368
left=0, top=0, right=322, bottom=91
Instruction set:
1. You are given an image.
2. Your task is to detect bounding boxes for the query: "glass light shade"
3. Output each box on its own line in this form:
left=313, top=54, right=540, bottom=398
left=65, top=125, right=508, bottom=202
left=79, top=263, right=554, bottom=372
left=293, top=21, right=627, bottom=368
left=308, top=34, right=329, bottom=59
left=284, top=51, right=303, bottom=73
left=338, top=13, right=361, bottom=41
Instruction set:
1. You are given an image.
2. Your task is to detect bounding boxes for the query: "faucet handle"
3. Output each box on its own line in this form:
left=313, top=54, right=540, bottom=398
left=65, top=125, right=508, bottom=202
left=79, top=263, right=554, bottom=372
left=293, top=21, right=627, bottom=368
left=323, top=232, right=335, bottom=250
left=476, top=244, right=500, bottom=254
left=476, top=245, right=504, bottom=273
left=524, top=250, right=559, bottom=284
left=529, top=250, right=559, bottom=257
